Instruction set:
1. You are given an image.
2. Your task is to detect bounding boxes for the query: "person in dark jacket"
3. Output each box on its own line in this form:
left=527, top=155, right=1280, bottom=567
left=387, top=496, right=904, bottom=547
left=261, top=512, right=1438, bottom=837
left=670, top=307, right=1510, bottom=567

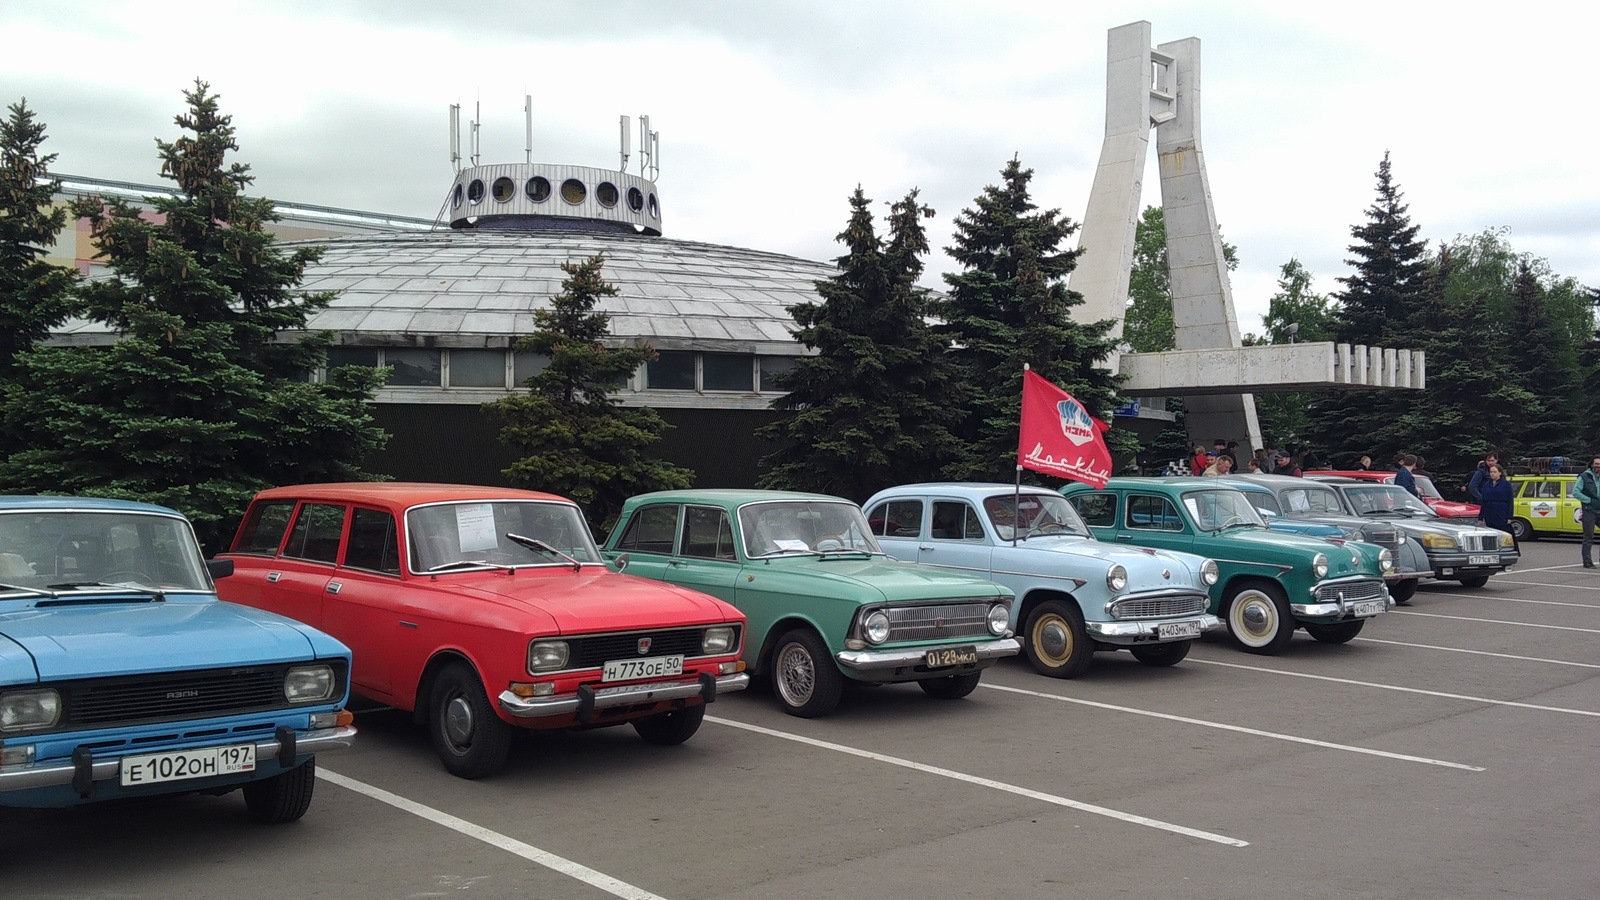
left=1478, top=462, right=1515, bottom=544
left=1467, top=452, right=1499, bottom=502
left=1395, top=454, right=1420, bottom=498
left=1573, top=456, right=1600, bottom=568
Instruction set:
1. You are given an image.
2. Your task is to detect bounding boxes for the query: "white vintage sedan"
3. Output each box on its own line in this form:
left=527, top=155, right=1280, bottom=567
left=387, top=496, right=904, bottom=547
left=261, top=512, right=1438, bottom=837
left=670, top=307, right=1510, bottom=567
left=863, top=483, right=1221, bottom=677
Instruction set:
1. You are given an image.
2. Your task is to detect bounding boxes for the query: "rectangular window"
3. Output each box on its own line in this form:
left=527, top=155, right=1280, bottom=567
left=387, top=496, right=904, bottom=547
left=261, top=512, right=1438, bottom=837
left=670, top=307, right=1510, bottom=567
left=327, top=347, right=380, bottom=370
left=613, top=505, right=680, bottom=555
left=1069, top=494, right=1116, bottom=528
left=647, top=350, right=696, bottom=390
left=702, top=353, right=754, bottom=391
left=283, top=503, right=348, bottom=564
left=865, top=500, right=924, bottom=538
left=680, top=505, right=736, bottom=560
left=386, top=349, right=442, bottom=386
left=1128, top=495, right=1184, bottom=532
left=930, top=501, right=983, bottom=541
left=759, top=355, right=798, bottom=392
left=512, top=350, right=551, bottom=387
left=235, top=501, right=297, bottom=555
left=344, top=508, right=399, bottom=575
left=449, top=349, right=508, bottom=388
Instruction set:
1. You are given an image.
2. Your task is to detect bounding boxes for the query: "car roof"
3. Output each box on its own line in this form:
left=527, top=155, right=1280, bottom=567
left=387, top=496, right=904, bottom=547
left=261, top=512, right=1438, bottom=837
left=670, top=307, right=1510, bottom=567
left=0, top=495, right=185, bottom=516
left=870, top=483, right=1061, bottom=500
left=251, top=482, right=576, bottom=507
left=1223, top=473, right=1340, bottom=490
left=624, top=489, right=849, bottom=505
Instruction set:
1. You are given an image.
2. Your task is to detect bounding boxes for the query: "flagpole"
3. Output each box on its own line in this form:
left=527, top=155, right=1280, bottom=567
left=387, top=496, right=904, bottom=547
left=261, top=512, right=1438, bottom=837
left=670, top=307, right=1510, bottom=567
left=1015, top=364, right=1028, bottom=546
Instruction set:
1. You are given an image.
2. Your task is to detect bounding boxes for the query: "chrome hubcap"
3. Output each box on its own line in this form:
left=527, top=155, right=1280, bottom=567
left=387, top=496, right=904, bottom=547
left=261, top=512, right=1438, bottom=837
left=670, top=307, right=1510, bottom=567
left=777, top=644, right=815, bottom=706
left=444, top=695, right=475, bottom=746
left=1040, top=621, right=1068, bottom=657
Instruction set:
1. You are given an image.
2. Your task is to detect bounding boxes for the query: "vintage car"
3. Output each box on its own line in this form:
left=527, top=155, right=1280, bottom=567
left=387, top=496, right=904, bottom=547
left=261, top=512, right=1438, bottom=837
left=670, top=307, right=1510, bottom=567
left=216, top=483, right=749, bottom=779
left=603, top=490, right=1019, bottom=718
left=1313, top=470, right=1480, bottom=519
left=0, top=496, right=355, bottom=823
left=1060, top=478, right=1393, bottom=654
left=860, top=483, right=1221, bottom=677
left=1509, top=473, right=1580, bottom=541
left=1221, top=474, right=1433, bottom=603
left=1308, top=478, right=1518, bottom=588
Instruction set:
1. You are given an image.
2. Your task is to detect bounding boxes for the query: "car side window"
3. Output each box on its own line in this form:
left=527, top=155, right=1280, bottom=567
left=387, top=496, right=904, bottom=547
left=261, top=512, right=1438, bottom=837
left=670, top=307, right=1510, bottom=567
left=343, top=507, right=400, bottom=575
left=930, top=502, right=984, bottom=541
left=613, top=505, right=680, bottom=555
left=1535, top=481, right=1562, bottom=499
left=282, top=503, right=348, bottom=565
left=1069, top=493, right=1117, bottom=527
left=1128, top=495, right=1184, bottom=532
left=235, top=500, right=296, bottom=555
left=680, top=505, right=736, bottom=560
left=865, top=500, right=923, bottom=538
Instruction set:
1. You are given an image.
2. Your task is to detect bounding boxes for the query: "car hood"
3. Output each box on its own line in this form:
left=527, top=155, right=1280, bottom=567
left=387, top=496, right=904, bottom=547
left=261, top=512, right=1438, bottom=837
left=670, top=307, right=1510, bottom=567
left=452, top=569, right=742, bottom=633
left=1354, top=514, right=1495, bottom=539
left=757, top=555, right=1010, bottom=603
left=1005, top=536, right=1212, bottom=591
left=1429, top=500, right=1481, bottom=517
left=1215, top=528, right=1375, bottom=577
left=0, top=596, right=327, bottom=682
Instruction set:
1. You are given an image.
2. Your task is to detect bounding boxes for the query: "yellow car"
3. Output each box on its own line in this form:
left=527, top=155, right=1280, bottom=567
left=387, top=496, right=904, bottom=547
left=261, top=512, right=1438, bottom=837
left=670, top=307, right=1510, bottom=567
left=1510, top=474, right=1580, bottom=541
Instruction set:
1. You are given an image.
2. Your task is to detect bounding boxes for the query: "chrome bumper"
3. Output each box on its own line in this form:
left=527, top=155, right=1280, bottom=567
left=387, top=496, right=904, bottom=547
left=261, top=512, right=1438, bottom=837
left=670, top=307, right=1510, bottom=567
left=1087, top=613, right=1221, bottom=641
left=1292, top=594, right=1393, bottom=618
left=0, top=724, right=357, bottom=793
left=836, top=637, right=1020, bottom=672
left=498, top=672, right=749, bottom=722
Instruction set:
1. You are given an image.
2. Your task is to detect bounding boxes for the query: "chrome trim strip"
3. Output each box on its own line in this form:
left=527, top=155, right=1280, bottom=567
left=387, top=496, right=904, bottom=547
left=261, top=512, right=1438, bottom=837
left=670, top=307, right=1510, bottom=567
left=1087, top=614, right=1221, bottom=639
left=836, top=638, right=1021, bottom=671
left=498, top=672, right=749, bottom=718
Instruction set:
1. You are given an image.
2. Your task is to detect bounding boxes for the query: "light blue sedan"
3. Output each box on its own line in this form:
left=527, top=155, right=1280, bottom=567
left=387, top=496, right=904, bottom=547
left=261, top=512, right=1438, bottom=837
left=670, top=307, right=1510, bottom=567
left=863, top=483, right=1221, bottom=677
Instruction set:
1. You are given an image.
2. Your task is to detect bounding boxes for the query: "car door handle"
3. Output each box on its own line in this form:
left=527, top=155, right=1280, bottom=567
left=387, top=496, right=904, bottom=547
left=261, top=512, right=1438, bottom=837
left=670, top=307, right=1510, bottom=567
left=1114, top=534, right=1134, bottom=542
left=918, top=545, right=935, bottom=551
left=266, top=572, right=281, bottom=583
left=326, top=582, right=342, bottom=594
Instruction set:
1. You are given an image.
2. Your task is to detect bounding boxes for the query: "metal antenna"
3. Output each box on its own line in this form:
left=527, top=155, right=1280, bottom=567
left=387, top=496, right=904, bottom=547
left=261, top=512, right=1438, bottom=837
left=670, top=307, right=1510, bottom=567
left=639, top=115, right=651, bottom=181
left=649, top=126, right=660, bottom=181
left=470, top=100, right=481, bottom=167
left=449, top=104, right=461, bottom=173
left=524, top=94, right=533, bottom=164
left=619, top=115, right=632, bottom=173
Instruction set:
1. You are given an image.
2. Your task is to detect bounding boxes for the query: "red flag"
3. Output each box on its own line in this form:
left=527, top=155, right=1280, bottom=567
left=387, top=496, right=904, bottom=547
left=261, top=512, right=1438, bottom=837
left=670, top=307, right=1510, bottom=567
left=1017, top=369, right=1114, bottom=487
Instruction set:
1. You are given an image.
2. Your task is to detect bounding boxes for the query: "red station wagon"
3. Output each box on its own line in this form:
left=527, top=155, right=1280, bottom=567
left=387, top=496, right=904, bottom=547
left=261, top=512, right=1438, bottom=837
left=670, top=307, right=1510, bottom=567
left=216, top=483, right=749, bottom=778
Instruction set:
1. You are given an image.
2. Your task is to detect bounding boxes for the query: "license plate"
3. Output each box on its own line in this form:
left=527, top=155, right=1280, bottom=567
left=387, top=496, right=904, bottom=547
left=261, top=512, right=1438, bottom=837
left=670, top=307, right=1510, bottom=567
left=121, top=743, right=256, bottom=787
left=602, top=654, right=684, bottom=682
left=925, top=646, right=978, bottom=668
left=1467, top=554, right=1497, bottom=566
left=1157, top=621, right=1203, bottom=640
left=1351, top=600, right=1384, bottom=617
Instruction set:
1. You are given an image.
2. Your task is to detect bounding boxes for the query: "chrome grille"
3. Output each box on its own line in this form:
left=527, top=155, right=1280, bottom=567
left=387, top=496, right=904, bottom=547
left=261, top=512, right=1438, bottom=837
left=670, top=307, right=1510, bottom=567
left=568, top=626, right=736, bottom=668
left=1462, top=533, right=1499, bottom=553
left=1313, top=578, right=1387, bottom=604
left=60, top=661, right=348, bottom=730
left=1359, top=526, right=1401, bottom=551
left=880, top=601, right=995, bottom=641
left=1109, top=593, right=1209, bottom=620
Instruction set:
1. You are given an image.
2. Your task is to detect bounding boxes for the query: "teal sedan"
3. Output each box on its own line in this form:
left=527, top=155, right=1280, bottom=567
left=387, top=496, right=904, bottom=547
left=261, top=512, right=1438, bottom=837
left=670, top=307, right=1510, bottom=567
left=1061, top=478, right=1393, bottom=653
left=603, top=490, right=1018, bottom=717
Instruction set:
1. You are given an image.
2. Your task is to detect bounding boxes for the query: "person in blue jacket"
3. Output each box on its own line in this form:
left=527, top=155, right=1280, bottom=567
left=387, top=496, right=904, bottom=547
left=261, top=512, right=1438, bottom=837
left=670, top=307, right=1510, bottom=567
left=1395, top=454, right=1420, bottom=498
left=1466, top=451, right=1499, bottom=502
left=1477, top=462, right=1516, bottom=545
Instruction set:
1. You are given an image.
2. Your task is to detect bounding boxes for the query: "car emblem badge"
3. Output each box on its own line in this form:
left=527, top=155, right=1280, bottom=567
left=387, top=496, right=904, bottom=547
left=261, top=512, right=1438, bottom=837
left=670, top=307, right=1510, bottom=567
left=1162, top=568, right=1171, bottom=579
left=935, top=618, right=946, bottom=630
left=637, top=637, right=652, bottom=654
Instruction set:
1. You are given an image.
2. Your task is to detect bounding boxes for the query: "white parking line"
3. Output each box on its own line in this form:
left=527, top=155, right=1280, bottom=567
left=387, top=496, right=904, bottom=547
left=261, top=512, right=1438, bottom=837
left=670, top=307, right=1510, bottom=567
left=707, top=715, right=1248, bottom=847
left=1420, top=588, right=1600, bottom=606
left=1189, top=658, right=1600, bottom=718
left=1354, top=637, right=1600, bottom=669
left=1391, top=610, right=1600, bottom=633
left=317, top=768, right=666, bottom=900
left=979, top=683, right=1483, bottom=771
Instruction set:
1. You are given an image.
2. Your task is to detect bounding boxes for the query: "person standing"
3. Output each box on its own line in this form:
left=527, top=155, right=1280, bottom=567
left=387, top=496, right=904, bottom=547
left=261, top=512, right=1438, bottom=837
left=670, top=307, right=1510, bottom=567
left=1395, top=454, right=1421, bottom=498
left=1190, top=445, right=1210, bottom=476
left=1355, top=455, right=1372, bottom=471
left=1467, top=451, right=1499, bottom=502
left=1203, top=454, right=1234, bottom=476
left=1274, top=450, right=1302, bottom=477
left=1478, top=463, right=1515, bottom=545
left=1212, top=438, right=1236, bottom=469
left=1574, top=457, right=1600, bottom=568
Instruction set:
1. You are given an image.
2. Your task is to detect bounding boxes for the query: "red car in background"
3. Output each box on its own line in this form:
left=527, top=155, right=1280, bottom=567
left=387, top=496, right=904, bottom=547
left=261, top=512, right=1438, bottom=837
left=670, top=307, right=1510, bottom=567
left=216, top=483, right=749, bottom=779
left=1308, top=470, right=1481, bottom=519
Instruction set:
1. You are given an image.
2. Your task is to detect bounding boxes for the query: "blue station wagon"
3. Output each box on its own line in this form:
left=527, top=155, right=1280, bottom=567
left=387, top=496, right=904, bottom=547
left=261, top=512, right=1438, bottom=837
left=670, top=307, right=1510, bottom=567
left=0, top=497, right=355, bottom=822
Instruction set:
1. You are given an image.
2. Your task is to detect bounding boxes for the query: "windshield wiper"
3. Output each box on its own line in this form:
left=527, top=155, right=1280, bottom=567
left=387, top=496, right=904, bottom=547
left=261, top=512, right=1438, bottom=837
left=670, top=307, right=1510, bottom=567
left=39, top=582, right=166, bottom=603
left=506, top=533, right=582, bottom=572
left=0, top=581, right=54, bottom=599
left=426, top=560, right=513, bottom=573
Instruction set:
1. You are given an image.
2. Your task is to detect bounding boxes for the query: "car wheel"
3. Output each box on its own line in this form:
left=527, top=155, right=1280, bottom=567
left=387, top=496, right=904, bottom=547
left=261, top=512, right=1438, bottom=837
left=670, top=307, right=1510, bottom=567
left=918, top=671, right=982, bottom=699
left=631, top=704, right=706, bottom=746
left=1224, top=582, right=1295, bottom=654
left=1022, top=599, right=1093, bottom=678
left=1130, top=640, right=1192, bottom=667
left=1390, top=579, right=1418, bottom=603
left=1304, top=620, right=1365, bottom=644
left=1458, top=575, right=1491, bottom=588
left=771, top=628, right=844, bottom=718
left=429, top=662, right=513, bottom=779
left=242, top=757, right=316, bottom=824
left=1509, top=518, right=1535, bottom=542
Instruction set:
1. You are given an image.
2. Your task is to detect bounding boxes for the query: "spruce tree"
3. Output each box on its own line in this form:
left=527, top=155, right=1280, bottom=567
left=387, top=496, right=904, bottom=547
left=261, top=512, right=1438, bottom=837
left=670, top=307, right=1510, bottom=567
left=936, top=157, right=1127, bottom=481
left=0, top=99, right=76, bottom=378
left=487, top=254, right=692, bottom=532
left=756, top=187, right=963, bottom=500
left=1255, top=258, right=1336, bottom=453
left=0, top=81, right=387, bottom=550
left=1507, top=259, right=1579, bottom=457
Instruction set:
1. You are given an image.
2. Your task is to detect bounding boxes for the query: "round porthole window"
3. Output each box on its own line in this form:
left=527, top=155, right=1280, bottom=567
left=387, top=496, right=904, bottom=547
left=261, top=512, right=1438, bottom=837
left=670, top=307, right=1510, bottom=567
left=560, top=179, right=587, bottom=205
left=467, top=179, right=486, bottom=204
left=491, top=176, right=516, bottom=203
left=526, top=176, right=551, bottom=202
left=452, top=184, right=464, bottom=209
left=647, top=193, right=659, bottom=218
left=627, top=186, right=644, bottom=212
left=596, top=182, right=619, bottom=208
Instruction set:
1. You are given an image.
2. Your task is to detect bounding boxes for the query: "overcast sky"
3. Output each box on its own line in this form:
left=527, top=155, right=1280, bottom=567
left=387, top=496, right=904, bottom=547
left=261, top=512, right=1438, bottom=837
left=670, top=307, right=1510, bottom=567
left=7, top=1, right=1597, bottom=332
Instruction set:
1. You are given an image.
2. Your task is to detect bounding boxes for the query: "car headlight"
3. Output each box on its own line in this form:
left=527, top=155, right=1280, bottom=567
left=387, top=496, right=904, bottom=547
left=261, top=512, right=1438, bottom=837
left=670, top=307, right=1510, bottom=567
left=1200, top=559, right=1220, bottom=586
left=1499, top=532, right=1515, bottom=548
left=1312, top=552, right=1329, bottom=579
left=0, top=688, right=60, bottom=733
left=1420, top=533, right=1458, bottom=549
left=529, top=640, right=570, bottom=672
left=702, top=626, right=737, bottom=654
left=986, top=603, right=1010, bottom=635
left=284, top=664, right=336, bottom=703
left=1378, top=548, right=1394, bottom=574
left=863, top=610, right=891, bottom=644
left=1106, top=564, right=1128, bottom=592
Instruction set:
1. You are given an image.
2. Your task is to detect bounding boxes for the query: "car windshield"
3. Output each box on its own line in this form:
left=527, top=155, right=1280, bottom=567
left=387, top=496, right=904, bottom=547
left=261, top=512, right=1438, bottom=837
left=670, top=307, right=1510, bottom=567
left=407, top=501, right=602, bottom=572
left=1181, top=489, right=1267, bottom=530
left=1413, top=475, right=1445, bottom=501
left=0, top=510, right=211, bottom=593
left=1343, top=485, right=1435, bottom=517
left=738, top=500, right=883, bottom=558
left=983, top=492, right=1091, bottom=540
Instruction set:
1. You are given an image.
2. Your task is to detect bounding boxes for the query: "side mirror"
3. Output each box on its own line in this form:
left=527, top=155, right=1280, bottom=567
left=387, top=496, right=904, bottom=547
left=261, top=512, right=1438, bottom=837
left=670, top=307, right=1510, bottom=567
left=611, top=553, right=629, bottom=572
left=206, top=558, right=235, bottom=580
